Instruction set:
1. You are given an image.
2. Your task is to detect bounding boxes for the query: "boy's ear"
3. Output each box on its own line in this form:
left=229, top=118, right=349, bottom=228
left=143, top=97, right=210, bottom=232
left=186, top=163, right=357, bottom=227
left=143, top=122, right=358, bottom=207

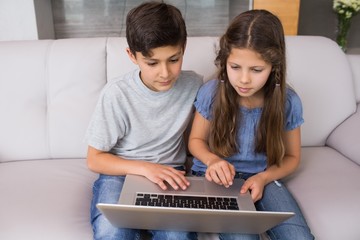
left=126, top=48, right=138, bottom=65
left=183, top=42, right=187, bottom=54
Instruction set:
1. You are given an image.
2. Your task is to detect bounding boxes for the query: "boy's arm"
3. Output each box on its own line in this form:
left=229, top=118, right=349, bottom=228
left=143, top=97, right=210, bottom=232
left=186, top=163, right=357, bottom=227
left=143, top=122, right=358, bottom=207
left=87, top=146, right=189, bottom=191
left=188, top=111, right=235, bottom=188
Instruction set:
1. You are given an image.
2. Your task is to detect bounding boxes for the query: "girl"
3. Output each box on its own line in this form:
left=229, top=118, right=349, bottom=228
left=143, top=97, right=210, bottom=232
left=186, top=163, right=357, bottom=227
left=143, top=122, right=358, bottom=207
left=188, top=10, right=314, bottom=240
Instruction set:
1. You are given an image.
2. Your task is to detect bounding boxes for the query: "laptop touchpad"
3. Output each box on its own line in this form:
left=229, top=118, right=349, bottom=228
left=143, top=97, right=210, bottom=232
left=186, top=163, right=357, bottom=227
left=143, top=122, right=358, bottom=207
left=186, top=178, right=205, bottom=192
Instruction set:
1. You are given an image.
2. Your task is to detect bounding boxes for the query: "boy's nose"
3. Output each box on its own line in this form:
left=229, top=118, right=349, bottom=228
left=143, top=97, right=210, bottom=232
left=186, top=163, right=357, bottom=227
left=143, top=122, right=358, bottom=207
left=160, top=64, right=170, bottom=78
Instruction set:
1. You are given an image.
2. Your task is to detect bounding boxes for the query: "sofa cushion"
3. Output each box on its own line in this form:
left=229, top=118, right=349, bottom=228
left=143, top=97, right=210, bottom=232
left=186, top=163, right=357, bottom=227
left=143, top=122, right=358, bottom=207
left=47, top=38, right=107, bottom=159
left=285, top=36, right=356, bottom=147
left=0, top=38, right=107, bottom=162
left=326, top=104, right=360, bottom=165
left=285, top=147, right=360, bottom=239
left=0, top=40, right=52, bottom=162
left=106, top=37, right=137, bottom=81
left=0, top=159, right=97, bottom=240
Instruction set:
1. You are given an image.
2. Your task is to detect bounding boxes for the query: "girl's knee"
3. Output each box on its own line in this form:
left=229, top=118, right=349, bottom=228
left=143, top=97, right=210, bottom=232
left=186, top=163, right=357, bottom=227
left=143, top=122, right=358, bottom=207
left=267, top=223, right=314, bottom=240
left=151, top=230, right=197, bottom=240
left=219, top=232, right=259, bottom=240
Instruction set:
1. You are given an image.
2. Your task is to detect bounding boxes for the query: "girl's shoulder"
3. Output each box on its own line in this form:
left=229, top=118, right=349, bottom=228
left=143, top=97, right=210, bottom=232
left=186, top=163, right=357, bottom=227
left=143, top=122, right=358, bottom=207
left=285, top=87, right=304, bottom=130
left=196, top=79, right=219, bottom=102
left=198, top=79, right=218, bottom=94
left=285, top=87, right=303, bottom=109
left=194, top=79, right=219, bottom=120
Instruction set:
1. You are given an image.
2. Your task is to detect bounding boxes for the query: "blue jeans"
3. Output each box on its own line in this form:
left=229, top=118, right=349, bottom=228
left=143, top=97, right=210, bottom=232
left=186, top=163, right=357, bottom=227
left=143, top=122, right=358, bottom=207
left=90, top=174, right=197, bottom=240
left=255, top=180, right=314, bottom=240
left=192, top=171, right=314, bottom=240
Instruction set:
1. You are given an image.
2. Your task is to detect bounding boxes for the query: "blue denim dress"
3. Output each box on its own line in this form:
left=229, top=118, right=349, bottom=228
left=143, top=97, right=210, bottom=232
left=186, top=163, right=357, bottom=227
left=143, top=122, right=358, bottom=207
left=192, top=79, right=304, bottom=174
left=191, top=79, right=314, bottom=240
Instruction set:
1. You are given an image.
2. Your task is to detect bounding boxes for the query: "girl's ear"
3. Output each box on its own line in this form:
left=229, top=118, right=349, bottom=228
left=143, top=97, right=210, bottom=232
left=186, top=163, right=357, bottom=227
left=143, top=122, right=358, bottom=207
left=126, top=48, right=138, bottom=65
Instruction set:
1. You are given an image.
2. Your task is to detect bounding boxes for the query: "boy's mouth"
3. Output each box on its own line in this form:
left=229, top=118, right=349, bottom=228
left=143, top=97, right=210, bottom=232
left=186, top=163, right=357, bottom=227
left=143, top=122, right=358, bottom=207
left=159, top=80, right=172, bottom=86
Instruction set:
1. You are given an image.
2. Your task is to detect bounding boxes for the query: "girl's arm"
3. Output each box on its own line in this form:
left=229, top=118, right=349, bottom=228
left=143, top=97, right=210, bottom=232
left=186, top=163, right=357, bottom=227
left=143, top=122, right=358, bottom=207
left=241, top=127, right=301, bottom=201
left=188, top=111, right=236, bottom=188
left=87, top=146, right=189, bottom=191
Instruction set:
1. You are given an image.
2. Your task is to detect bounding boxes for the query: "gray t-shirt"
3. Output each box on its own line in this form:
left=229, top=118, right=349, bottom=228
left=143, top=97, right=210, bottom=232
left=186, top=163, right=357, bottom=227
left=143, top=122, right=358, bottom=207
left=86, top=69, right=202, bottom=167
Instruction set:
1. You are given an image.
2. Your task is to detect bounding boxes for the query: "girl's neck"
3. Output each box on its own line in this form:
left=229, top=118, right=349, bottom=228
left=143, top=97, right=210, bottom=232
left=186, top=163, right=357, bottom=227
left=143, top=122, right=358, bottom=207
left=239, top=90, right=264, bottom=109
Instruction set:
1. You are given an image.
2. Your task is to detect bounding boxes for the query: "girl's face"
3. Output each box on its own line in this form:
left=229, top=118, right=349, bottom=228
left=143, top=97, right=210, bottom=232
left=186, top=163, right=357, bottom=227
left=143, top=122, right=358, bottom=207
left=226, top=48, right=272, bottom=105
left=127, top=45, right=184, bottom=92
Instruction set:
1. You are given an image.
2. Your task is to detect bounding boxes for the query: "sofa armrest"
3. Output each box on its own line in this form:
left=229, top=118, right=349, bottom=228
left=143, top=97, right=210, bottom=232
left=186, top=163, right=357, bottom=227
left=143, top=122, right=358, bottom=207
left=326, top=104, right=360, bottom=165
left=347, top=54, right=360, bottom=103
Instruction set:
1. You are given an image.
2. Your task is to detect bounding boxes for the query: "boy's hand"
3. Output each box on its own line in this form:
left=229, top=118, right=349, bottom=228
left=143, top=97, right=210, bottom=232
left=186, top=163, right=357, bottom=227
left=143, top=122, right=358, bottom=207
left=240, top=174, right=266, bottom=202
left=205, top=159, right=235, bottom=188
left=144, top=163, right=190, bottom=191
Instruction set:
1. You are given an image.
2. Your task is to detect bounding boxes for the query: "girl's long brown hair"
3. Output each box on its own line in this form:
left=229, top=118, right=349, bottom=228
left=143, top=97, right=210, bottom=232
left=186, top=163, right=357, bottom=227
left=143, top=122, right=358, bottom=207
left=210, top=10, right=286, bottom=167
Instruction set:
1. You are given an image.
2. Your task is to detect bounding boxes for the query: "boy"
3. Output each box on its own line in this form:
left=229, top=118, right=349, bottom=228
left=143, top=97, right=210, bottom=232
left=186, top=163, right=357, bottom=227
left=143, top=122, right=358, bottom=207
left=85, top=2, right=202, bottom=240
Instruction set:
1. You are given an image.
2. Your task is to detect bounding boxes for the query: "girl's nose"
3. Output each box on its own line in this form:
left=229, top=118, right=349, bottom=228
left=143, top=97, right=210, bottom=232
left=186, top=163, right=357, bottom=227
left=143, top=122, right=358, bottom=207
left=239, top=72, right=250, bottom=84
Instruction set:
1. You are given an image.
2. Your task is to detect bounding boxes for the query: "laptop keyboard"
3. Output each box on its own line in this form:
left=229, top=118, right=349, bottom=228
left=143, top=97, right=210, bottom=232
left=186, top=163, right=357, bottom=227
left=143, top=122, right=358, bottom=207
left=135, top=193, right=239, bottom=210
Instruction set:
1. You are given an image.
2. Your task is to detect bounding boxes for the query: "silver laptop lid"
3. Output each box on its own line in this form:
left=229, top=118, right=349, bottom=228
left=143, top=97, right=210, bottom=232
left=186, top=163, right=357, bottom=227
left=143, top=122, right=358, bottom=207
left=97, top=174, right=295, bottom=234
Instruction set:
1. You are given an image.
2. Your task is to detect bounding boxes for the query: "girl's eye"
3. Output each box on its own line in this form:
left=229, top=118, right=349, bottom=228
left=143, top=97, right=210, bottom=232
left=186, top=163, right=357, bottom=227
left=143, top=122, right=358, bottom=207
left=252, top=68, right=263, bottom=73
left=230, top=65, right=240, bottom=69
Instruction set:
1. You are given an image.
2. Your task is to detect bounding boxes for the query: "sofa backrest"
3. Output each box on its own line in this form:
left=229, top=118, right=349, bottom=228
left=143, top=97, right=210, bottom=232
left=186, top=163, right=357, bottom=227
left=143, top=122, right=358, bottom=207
left=285, top=36, right=356, bottom=146
left=106, top=37, right=219, bottom=82
left=0, top=36, right=357, bottom=162
left=0, top=38, right=107, bottom=162
left=347, top=54, right=360, bottom=104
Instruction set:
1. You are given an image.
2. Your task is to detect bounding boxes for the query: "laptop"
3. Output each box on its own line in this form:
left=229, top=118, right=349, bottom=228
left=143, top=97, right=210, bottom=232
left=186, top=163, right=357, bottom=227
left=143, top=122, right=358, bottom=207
left=97, top=174, right=294, bottom=234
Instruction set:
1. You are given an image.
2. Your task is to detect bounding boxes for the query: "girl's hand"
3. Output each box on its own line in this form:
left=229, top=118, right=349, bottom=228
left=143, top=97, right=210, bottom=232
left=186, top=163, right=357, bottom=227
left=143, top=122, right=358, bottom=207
left=143, top=163, right=190, bottom=191
left=240, top=173, right=267, bottom=202
left=205, top=158, right=236, bottom=188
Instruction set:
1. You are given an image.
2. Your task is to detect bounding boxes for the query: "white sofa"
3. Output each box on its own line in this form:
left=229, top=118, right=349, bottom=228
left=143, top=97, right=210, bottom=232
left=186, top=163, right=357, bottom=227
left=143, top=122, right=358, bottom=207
left=0, top=36, right=359, bottom=240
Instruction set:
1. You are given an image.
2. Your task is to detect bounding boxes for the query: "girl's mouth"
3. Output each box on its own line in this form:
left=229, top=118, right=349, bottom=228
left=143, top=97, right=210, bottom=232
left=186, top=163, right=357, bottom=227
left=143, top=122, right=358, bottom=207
left=238, top=87, right=251, bottom=93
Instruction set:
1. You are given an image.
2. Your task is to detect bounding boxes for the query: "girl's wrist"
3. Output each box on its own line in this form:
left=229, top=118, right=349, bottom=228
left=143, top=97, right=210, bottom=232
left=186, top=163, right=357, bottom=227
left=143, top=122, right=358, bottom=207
left=204, top=155, right=221, bottom=167
left=257, top=171, right=271, bottom=185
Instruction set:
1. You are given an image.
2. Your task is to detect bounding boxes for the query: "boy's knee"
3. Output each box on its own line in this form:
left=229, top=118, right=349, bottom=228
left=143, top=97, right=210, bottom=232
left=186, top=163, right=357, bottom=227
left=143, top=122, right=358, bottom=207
left=92, top=216, right=115, bottom=239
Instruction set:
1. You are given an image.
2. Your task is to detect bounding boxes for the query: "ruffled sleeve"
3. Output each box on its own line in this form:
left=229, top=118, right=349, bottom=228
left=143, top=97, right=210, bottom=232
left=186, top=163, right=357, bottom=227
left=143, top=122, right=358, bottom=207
left=285, top=88, right=304, bottom=131
left=193, top=79, right=218, bottom=120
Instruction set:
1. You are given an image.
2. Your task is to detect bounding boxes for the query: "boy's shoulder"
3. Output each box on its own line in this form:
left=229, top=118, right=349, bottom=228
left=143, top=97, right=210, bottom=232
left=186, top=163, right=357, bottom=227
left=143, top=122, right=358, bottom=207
left=103, top=69, right=137, bottom=90
left=96, top=70, right=138, bottom=102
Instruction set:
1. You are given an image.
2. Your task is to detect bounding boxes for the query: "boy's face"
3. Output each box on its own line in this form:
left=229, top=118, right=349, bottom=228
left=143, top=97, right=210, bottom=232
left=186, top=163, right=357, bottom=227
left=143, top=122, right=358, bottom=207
left=127, top=45, right=184, bottom=92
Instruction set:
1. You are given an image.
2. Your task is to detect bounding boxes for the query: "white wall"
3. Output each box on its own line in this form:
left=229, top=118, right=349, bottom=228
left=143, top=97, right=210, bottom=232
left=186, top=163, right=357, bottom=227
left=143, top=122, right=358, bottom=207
left=0, top=0, right=54, bottom=41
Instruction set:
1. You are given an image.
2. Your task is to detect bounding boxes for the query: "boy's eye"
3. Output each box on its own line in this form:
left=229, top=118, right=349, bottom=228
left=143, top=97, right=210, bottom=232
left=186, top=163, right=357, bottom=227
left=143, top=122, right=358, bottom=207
left=169, top=58, right=179, bottom=63
left=147, top=62, right=158, bottom=66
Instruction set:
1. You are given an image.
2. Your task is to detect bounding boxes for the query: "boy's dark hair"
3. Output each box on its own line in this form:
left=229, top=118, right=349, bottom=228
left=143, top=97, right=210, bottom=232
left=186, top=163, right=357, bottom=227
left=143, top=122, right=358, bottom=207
left=126, top=1, right=187, bottom=57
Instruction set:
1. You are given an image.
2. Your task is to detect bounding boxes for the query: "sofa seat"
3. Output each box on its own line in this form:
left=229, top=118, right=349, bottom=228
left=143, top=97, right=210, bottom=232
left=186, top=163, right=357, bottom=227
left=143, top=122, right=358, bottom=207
left=0, top=159, right=97, bottom=240
left=285, top=146, right=360, bottom=240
